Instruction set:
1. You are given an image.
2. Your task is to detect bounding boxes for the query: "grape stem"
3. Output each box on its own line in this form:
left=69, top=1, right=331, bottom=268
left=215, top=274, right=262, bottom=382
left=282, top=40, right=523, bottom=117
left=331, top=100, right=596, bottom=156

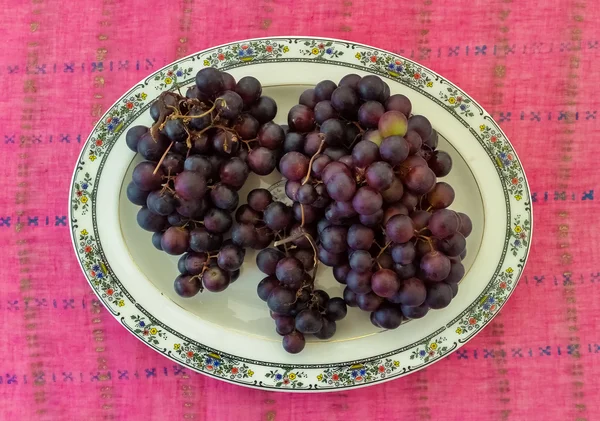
left=376, top=240, right=392, bottom=259
left=153, top=141, right=174, bottom=175
left=300, top=204, right=306, bottom=227
left=301, top=138, right=326, bottom=185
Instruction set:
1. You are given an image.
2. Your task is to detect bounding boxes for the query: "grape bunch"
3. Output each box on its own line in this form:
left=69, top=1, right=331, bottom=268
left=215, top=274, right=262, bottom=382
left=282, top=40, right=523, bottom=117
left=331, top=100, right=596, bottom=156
left=125, top=67, right=284, bottom=297
left=280, top=74, right=472, bottom=330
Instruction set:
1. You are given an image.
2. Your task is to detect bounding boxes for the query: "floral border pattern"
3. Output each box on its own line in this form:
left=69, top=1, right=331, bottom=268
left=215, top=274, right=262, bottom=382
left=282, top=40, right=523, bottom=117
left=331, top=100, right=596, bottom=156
left=69, top=37, right=532, bottom=391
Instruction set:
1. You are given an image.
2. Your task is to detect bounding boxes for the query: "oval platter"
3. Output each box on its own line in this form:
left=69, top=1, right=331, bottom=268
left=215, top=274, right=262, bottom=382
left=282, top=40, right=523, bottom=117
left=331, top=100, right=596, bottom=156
left=69, top=37, right=532, bottom=392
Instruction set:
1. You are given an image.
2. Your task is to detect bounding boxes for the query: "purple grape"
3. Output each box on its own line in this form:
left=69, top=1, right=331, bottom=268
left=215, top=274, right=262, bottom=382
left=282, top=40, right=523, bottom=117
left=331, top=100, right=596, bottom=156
left=267, top=287, right=296, bottom=314
left=330, top=86, right=359, bottom=119
left=371, top=269, right=401, bottom=298
left=338, top=155, right=354, bottom=168
left=254, top=223, right=275, bottom=246
left=407, top=115, right=433, bottom=141
left=258, top=122, right=285, bottom=150
left=325, top=201, right=356, bottom=222
left=283, top=132, right=305, bottom=153
left=377, top=253, right=394, bottom=270
left=339, top=73, right=361, bottom=89
left=294, top=248, right=315, bottom=271
left=411, top=210, right=432, bottom=230
left=294, top=185, right=315, bottom=206
left=210, top=183, right=239, bottom=211
left=314, top=100, right=338, bottom=124
left=365, top=161, right=394, bottom=192
left=285, top=180, right=301, bottom=201
left=380, top=177, right=404, bottom=204
left=383, top=203, right=409, bottom=224
left=428, top=150, right=453, bottom=177
left=247, top=188, right=273, bottom=212
left=427, top=182, right=455, bottom=209
left=294, top=309, right=323, bottom=334
left=279, top=151, right=309, bottom=182
left=235, top=204, right=261, bottom=224
left=311, top=154, right=332, bottom=178
left=187, top=105, right=213, bottom=131
left=126, top=125, right=148, bottom=152
left=312, top=184, right=331, bottom=208
left=249, top=96, right=277, bottom=124
left=426, top=282, right=453, bottom=309
left=391, top=242, right=416, bottom=265
left=385, top=94, right=412, bottom=117
left=420, top=251, right=451, bottom=282
left=373, top=304, right=403, bottom=329
left=132, top=161, right=164, bottom=191
left=347, top=224, right=375, bottom=250
left=231, top=223, right=257, bottom=248
left=439, top=232, right=466, bottom=257
left=174, top=275, right=201, bottom=298
left=176, top=196, right=208, bottom=220
left=247, top=146, right=277, bottom=175
left=215, top=90, right=243, bottom=120
left=445, top=262, right=465, bottom=284
left=217, top=243, right=244, bottom=271
left=211, top=129, right=239, bottom=156
left=137, top=207, right=168, bottom=232
left=256, top=248, right=284, bottom=275
left=391, top=277, right=426, bottom=306
left=282, top=331, right=305, bottom=354
left=385, top=214, right=415, bottom=243
left=457, top=212, right=472, bottom=237
left=325, top=297, right=347, bottom=321
left=263, top=202, right=293, bottom=231
left=356, top=292, right=384, bottom=312
left=293, top=203, right=320, bottom=224
left=358, top=101, right=385, bottom=129
left=333, top=263, right=351, bottom=284
left=299, top=88, right=318, bottom=108
left=346, top=270, right=373, bottom=294
left=357, top=75, right=386, bottom=102
left=221, top=72, right=236, bottom=91
left=220, top=158, right=249, bottom=190
left=146, top=190, right=176, bottom=216
left=315, top=80, right=338, bottom=101
left=404, top=130, right=423, bottom=155
left=314, top=318, right=337, bottom=340
left=349, top=250, right=373, bottom=274
left=235, top=76, right=262, bottom=107
left=257, top=276, right=279, bottom=301
left=163, top=118, right=187, bottom=143
left=359, top=209, right=384, bottom=227
left=428, top=209, right=460, bottom=238
left=401, top=303, right=430, bottom=319
left=184, top=252, right=209, bottom=275
left=195, top=67, right=224, bottom=97
left=174, top=171, right=207, bottom=200
left=380, top=135, right=410, bottom=166
left=288, top=104, right=315, bottom=132
left=403, top=165, right=436, bottom=195
left=127, top=182, right=150, bottom=206
left=352, top=186, right=383, bottom=216
left=352, top=140, right=380, bottom=168
left=202, top=266, right=230, bottom=292
left=275, top=257, right=305, bottom=289
left=161, top=152, right=185, bottom=175
left=320, top=118, right=345, bottom=146
left=190, top=227, right=222, bottom=252
left=326, top=172, right=356, bottom=202
left=319, top=225, right=348, bottom=253
left=321, top=161, right=351, bottom=183
left=343, top=287, right=358, bottom=307
left=303, top=131, right=324, bottom=155
left=394, top=262, right=416, bottom=280
left=204, top=208, right=233, bottom=234
left=317, top=245, right=347, bottom=267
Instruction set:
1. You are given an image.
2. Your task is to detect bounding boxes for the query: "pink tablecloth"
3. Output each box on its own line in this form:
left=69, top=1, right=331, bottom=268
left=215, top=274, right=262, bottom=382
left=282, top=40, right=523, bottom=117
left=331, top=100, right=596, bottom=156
left=1, top=1, right=599, bottom=419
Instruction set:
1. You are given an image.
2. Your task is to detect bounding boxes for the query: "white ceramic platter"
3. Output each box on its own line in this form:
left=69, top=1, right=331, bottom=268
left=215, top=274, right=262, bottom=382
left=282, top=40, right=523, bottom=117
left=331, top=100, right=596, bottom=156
left=69, top=37, right=532, bottom=391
